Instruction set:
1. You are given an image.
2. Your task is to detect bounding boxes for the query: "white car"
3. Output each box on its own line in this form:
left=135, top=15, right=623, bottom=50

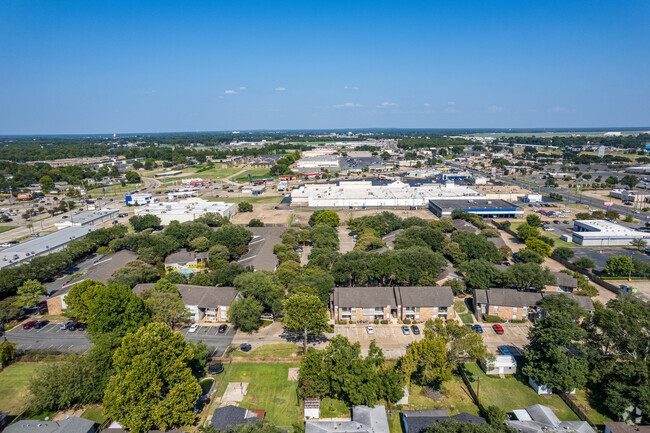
left=633, top=210, right=640, bottom=214
left=366, top=326, right=374, bottom=334
left=189, top=324, right=199, bottom=333
left=589, top=208, right=598, bottom=212
left=543, top=227, right=555, bottom=231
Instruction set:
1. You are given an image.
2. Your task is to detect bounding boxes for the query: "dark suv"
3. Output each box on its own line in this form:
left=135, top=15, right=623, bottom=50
left=34, top=320, right=49, bottom=329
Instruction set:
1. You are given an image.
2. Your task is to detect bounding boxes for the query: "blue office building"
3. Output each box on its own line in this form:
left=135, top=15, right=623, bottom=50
left=428, top=199, right=523, bottom=219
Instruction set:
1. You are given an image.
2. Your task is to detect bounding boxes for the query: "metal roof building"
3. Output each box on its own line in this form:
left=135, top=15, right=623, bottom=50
left=0, top=226, right=100, bottom=269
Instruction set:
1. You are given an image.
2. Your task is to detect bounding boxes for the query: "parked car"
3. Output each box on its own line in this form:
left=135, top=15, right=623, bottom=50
left=34, top=320, right=49, bottom=329
left=189, top=323, right=199, bottom=333
left=401, top=325, right=410, bottom=335
left=492, top=324, right=504, bottom=334
left=60, top=320, right=73, bottom=330
left=411, top=325, right=420, bottom=335
left=474, top=325, right=484, bottom=333
left=76, top=322, right=87, bottom=331
left=465, top=324, right=475, bottom=331
left=23, top=320, right=38, bottom=329
left=218, top=324, right=227, bottom=333
left=553, top=220, right=561, bottom=224
left=240, top=343, right=252, bottom=352
left=498, top=345, right=512, bottom=355
left=67, top=321, right=80, bottom=331
left=366, top=325, right=374, bottom=334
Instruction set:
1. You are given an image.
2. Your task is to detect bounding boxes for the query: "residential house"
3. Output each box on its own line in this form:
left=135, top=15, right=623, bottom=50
left=133, top=283, right=240, bottom=322
left=479, top=355, right=517, bottom=375
left=544, top=272, right=578, bottom=293
left=451, top=219, right=481, bottom=234
left=209, top=405, right=265, bottom=431
left=402, top=410, right=486, bottom=433
left=604, top=422, right=650, bottom=433
left=306, top=406, right=389, bottom=433
left=473, top=288, right=594, bottom=322
left=4, top=417, right=95, bottom=433
left=507, top=404, right=595, bottom=433
left=331, top=286, right=455, bottom=322
left=248, top=154, right=284, bottom=169
left=164, top=248, right=209, bottom=273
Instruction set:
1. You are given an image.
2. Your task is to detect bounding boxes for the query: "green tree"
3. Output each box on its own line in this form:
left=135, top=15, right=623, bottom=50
left=13, top=279, right=46, bottom=308
left=281, top=294, right=331, bottom=353
left=309, top=210, right=340, bottom=228
left=0, top=339, right=18, bottom=367
left=458, top=259, right=503, bottom=289
left=517, top=249, right=544, bottom=264
left=631, top=238, right=648, bottom=251
left=238, top=201, right=253, bottom=212
left=103, top=323, right=201, bottom=433
left=87, top=283, right=150, bottom=337
left=187, top=340, right=210, bottom=378
left=481, top=405, right=507, bottom=426
left=605, top=176, right=618, bottom=187
left=109, top=260, right=160, bottom=288
left=208, top=244, right=231, bottom=263
left=523, top=312, right=588, bottom=393
left=620, top=175, right=639, bottom=189
left=425, top=420, right=513, bottom=433
left=604, top=255, right=634, bottom=276
left=229, top=297, right=264, bottom=332
left=504, top=263, right=556, bottom=290
left=525, top=237, right=552, bottom=257
left=605, top=209, right=620, bottom=220
left=247, top=218, right=264, bottom=227
left=39, top=175, right=55, bottom=193
left=125, top=171, right=141, bottom=183
left=199, top=421, right=284, bottom=433
left=553, top=246, right=575, bottom=259
left=516, top=223, right=539, bottom=241
left=573, top=257, right=596, bottom=269
left=189, top=236, right=210, bottom=251
left=233, top=272, right=285, bottom=315
left=64, top=280, right=105, bottom=321
left=526, top=213, right=542, bottom=227
left=129, top=214, right=161, bottom=232
left=141, top=287, right=188, bottom=328
left=275, top=261, right=302, bottom=286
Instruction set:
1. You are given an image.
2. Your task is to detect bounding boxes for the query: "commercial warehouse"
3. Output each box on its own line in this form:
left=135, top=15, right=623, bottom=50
left=0, top=226, right=100, bottom=269
left=428, top=198, right=523, bottom=218
left=290, top=180, right=482, bottom=208
left=571, top=219, right=650, bottom=246
left=134, top=198, right=236, bottom=224
left=55, top=209, right=119, bottom=229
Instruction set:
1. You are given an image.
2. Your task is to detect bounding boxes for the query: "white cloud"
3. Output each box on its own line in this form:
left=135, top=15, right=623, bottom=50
left=487, top=105, right=507, bottom=113
left=548, top=106, right=569, bottom=113
left=447, top=101, right=456, bottom=106
left=344, top=86, right=359, bottom=90
left=238, top=87, right=248, bottom=91
left=275, top=87, right=286, bottom=91
left=423, top=103, right=431, bottom=107
left=224, top=90, right=237, bottom=95
left=218, top=95, right=225, bottom=99
left=333, top=102, right=361, bottom=108
left=377, top=101, right=398, bottom=108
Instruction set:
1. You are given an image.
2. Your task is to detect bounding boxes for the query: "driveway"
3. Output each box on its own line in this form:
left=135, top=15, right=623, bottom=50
left=334, top=324, right=424, bottom=358
left=178, top=323, right=238, bottom=356
left=338, top=227, right=356, bottom=253
left=479, top=323, right=530, bottom=354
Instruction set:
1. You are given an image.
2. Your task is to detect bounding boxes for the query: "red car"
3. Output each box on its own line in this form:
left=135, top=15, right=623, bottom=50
left=23, top=320, right=38, bottom=329
left=492, top=324, right=504, bottom=334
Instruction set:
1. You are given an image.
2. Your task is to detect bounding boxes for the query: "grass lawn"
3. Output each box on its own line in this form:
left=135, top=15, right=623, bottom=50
left=460, top=363, right=578, bottom=420
left=459, top=312, right=474, bottom=324
left=206, top=195, right=284, bottom=204
left=230, top=343, right=300, bottom=359
left=507, top=221, right=578, bottom=249
left=0, top=226, right=18, bottom=233
left=233, top=169, right=273, bottom=183
left=406, top=375, right=479, bottom=415
left=87, top=183, right=143, bottom=196
left=40, top=314, right=69, bottom=321
left=454, top=301, right=467, bottom=313
left=0, top=363, right=43, bottom=415
left=571, top=389, right=613, bottom=427
left=216, top=362, right=300, bottom=427
left=81, top=405, right=107, bottom=424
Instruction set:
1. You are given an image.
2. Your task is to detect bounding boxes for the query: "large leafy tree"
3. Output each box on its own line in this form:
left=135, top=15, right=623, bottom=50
left=458, top=259, right=503, bottom=289
left=424, top=420, right=515, bottom=433
left=400, top=319, right=489, bottom=387
left=585, top=296, right=650, bottom=422
left=604, top=256, right=634, bottom=277
left=13, top=279, right=46, bottom=308
left=523, top=302, right=588, bottom=392
left=298, top=336, right=403, bottom=406
left=199, top=420, right=283, bottom=433
left=229, top=297, right=264, bottom=332
left=87, top=283, right=150, bottom=337
left=103, top=322, right=201, bottom=433
left=503, top=263, right=556, bottom=290
left=281, top=294, right=330, bottom=353
left=309, top=210, right=340, bottom=227
left=129, top=215, right=161, bottom=232
left=516, top=223, right=539, bottom=241
left=64, top=280, right=105, bottom=321
left=140, top=284, right=188, bottom=328
left=233, top=271, right=285, bottom=315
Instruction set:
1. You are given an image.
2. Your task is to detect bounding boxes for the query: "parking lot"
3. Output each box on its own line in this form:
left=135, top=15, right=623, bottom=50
left=570, top=246, right=650, bottom=269
left=334, top=324, right=424, bottom=358
left=479, top=322, right=530, bottom=354
left=6, top=320, right=238, bottom=357
left=5, top=320, right=91, bottom=353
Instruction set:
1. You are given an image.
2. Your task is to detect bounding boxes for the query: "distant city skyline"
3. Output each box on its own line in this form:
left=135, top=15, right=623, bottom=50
left=1, top=0, right=648, bottom=134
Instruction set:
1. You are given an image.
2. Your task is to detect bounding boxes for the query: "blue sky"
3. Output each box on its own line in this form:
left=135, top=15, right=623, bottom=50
left=0, top=0, right=648, bottom=134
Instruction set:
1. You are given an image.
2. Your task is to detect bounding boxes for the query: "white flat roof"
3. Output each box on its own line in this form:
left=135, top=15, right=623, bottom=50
left=135, top=198, right=235, bottom=215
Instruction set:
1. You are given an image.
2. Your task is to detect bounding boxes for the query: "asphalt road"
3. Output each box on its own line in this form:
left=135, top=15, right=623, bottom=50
left=7, top=321, right=237, bottom=356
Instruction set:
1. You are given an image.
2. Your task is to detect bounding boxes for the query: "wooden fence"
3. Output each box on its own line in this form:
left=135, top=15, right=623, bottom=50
left=556, top=391, right=599, bottom=431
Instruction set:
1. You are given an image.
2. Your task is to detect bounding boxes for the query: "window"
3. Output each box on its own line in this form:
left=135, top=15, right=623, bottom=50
left=513, top=307, right=518, bottom=312
left=415, top=307, right=420, bottom=312
left=433, top=307, right=438, bottom=312
left=494, top=306, right=499, bottom=311
left=513, top=314, right=517, bottom=320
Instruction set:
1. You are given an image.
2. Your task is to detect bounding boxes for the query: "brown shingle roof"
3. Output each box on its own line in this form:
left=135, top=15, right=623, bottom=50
left=164, top=248, right=208, bottom=265
left=332, top=286, right=454, bottom=308
left=134, top=283, right=238, bottom=309
left=552, top=272, right=578, bottom=288
left=397, top=286, right=454, bottom=308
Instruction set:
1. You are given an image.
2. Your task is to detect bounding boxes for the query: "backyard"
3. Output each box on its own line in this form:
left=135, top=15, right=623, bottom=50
left=0, top=363, right=43, bottom=415
left=460, top=362, right=581, bottom=420
left=230, top=343, right=300, bottom=359
left=214, top=362, right=300, bottom=427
